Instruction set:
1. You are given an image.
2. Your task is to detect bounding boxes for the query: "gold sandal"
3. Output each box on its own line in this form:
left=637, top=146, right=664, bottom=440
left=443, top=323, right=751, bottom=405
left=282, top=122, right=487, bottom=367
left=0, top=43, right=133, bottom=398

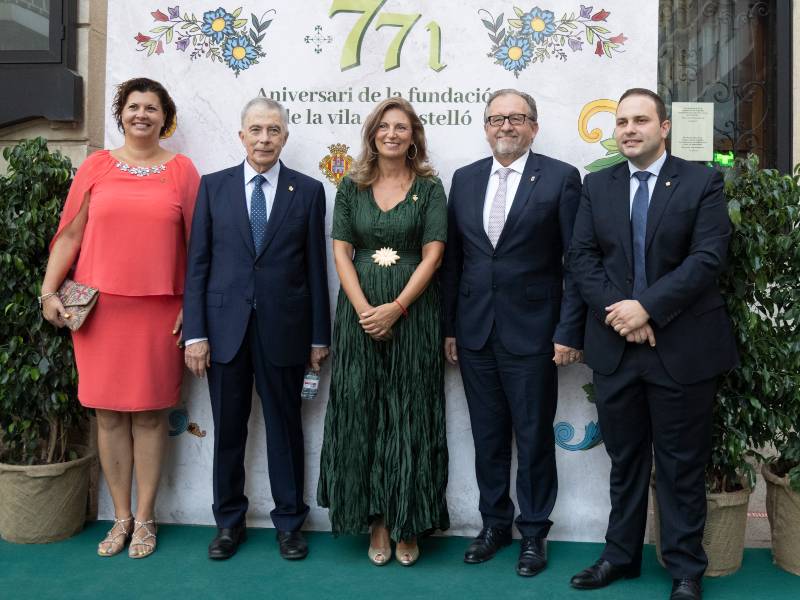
left=97, top=516, right=133, bottom=557
left=128, top=519, right=158, bottom=559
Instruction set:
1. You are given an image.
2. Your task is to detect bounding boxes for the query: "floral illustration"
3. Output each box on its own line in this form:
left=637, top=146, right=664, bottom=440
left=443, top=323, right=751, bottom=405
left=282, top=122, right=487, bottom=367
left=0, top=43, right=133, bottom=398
left=480, top=5, right=627, bottom=77
left=133, top=6, right=275, bottom=76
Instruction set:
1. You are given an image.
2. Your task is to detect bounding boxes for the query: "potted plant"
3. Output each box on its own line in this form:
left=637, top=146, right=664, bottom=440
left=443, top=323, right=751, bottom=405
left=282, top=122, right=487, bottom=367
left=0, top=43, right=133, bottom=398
left=713, top=155, right=799, bottom=575
left=723, top=157, right=800, bottom=576
left=0, top=137, right=94, bottom=543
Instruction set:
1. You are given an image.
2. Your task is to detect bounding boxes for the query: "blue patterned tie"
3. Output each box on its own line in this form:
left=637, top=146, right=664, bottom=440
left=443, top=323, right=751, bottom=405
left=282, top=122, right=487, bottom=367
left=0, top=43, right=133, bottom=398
left=250, top=174, right=267, bottom=252
left=631, top=171, right=651, bottom=298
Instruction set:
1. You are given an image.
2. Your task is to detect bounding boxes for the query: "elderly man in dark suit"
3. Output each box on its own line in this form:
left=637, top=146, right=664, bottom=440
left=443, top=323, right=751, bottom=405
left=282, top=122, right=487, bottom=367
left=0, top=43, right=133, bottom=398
left=567, top=88, right=738, bottom=600
left=183, top=97, right=330, bottom=561
left=441, top=88, right=585, bottom=577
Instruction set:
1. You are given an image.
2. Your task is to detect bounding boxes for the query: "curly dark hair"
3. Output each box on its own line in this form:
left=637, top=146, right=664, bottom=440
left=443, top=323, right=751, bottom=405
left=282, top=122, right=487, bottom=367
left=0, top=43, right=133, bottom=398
left=111, top=77, right=177, bottom=138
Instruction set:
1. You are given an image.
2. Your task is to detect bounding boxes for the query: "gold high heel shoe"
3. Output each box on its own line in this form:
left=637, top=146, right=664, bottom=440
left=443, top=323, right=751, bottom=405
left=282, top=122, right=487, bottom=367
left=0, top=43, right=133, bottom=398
left=368, top=519, right=392, bottom=566
left=368, top=544, right=392, bottom=566
left=396, top=541, right=419, bottom=566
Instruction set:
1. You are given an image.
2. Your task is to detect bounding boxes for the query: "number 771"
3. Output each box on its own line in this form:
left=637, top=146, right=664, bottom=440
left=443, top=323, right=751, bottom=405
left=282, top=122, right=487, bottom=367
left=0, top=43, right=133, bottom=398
left=330, top=0, right=446, bottom=72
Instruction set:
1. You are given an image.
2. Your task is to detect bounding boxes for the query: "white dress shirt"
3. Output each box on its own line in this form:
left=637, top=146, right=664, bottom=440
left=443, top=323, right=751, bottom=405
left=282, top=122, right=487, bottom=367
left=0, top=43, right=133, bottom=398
left=482, top=152, right=529, bottom=234
left=627, top=150, right=667, bottom=215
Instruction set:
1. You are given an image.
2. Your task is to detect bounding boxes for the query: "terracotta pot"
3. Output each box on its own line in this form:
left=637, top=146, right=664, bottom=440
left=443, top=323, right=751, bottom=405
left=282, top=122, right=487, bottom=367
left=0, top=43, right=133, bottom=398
left=0, top=446, right=96, bottom=543
left=762, top=462, right=800, bottom=576
left=651, top=477, right=752, bottom=577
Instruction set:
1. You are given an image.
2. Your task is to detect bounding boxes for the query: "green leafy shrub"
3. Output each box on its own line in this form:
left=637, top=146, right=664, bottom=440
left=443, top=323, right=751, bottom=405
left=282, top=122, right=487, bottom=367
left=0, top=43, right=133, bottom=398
left=0, top=137, right=84, bottom=465
left=709, top=155, right=800, bottom=492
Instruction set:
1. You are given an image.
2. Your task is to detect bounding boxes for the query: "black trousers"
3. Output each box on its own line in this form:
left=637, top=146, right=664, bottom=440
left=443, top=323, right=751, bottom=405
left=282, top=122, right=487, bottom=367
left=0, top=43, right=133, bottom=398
left=594, top=342, right=716, bottom=579
left=207, top=312, right=307, bottom=532
left=458, top=327, right=558, bottom=538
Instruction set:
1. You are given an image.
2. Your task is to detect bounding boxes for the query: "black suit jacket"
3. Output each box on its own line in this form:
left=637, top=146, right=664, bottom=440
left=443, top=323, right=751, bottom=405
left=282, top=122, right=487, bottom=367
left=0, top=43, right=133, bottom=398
left=568, top=154, right=738, bottom=383
left=441, top=151, right=585, bottom=355
left=183, top=160, right=331, bottom=366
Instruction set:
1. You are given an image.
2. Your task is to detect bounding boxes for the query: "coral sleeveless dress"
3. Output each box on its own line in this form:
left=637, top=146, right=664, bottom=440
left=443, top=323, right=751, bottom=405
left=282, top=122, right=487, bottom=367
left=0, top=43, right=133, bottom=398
left=51, top=150, right=200, bottom=411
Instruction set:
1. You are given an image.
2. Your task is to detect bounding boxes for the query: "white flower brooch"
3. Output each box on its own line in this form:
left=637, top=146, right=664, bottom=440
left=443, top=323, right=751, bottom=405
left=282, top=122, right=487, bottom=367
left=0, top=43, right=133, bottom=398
left=371, top=247, right=400, bottom=267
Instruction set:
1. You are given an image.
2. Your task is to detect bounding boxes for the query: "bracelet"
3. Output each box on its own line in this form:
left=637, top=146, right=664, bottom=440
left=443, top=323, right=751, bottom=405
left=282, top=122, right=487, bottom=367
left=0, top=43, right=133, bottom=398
left=394, top=299, right=408, bottom=318
left=38, top=292, right=57, bottom=308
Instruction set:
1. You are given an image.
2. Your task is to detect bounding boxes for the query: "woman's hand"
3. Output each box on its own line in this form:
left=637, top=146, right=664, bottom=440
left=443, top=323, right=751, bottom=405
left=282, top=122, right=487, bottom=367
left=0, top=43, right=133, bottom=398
left=173, top=309, right=184, bottom=347
left=42, top=295, right=70, bottom=328
left=359, top=302, right=403, bottom=341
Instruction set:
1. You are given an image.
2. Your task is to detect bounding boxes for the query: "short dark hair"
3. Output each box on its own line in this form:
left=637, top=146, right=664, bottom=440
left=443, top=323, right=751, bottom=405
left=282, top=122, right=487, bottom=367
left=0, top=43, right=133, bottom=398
left=112, top=77, right=177, bottom=137
left=618, top=88, right=667, bottom=123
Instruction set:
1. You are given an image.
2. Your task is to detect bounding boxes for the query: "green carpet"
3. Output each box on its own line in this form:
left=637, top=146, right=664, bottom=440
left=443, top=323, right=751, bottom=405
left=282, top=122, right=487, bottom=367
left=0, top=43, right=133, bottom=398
left=1, top=522, right=798, bottom=599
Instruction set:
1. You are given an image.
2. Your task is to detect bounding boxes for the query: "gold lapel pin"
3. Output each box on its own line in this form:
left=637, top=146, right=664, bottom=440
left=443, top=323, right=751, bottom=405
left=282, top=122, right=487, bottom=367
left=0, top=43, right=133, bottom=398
left=288, top=185, right=294, bottom=192
left=665, top=181, right=671, bottom=187
left=412, top=194, right=418, bottom=203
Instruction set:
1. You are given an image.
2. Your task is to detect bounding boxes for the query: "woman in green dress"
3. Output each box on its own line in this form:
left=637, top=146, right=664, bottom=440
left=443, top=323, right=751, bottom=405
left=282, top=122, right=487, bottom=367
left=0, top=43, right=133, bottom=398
left=317, top=98, right=449, bottom=566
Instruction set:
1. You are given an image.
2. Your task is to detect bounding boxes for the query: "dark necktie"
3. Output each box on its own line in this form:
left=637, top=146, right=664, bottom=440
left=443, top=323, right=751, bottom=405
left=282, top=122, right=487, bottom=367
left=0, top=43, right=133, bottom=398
left=631, top=171, right=651, bottom=298
left=250, top=174, right=267, bottom=252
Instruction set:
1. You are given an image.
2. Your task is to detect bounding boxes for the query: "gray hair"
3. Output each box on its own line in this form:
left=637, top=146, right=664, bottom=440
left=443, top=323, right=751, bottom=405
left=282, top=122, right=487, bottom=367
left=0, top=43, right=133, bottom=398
left=484, top=89, right=538, bottom=123
left=240, top=97, right=289, bottom=130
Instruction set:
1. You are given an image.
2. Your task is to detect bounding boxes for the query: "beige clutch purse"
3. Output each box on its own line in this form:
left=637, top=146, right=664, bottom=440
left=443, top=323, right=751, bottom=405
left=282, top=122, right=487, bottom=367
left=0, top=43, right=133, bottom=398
left=57, top=279, right=99, bottom=331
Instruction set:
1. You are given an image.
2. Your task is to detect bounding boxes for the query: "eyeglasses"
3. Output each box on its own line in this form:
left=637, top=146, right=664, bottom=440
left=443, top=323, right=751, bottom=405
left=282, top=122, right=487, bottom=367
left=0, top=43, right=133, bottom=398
left=485, top=113, right=534, bottom=127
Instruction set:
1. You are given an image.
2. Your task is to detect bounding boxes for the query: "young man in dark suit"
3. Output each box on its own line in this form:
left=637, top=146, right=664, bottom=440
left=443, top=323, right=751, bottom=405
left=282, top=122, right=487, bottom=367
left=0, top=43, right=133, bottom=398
left=441, top=89, right=585, bottom=577
left=568, top=88, right=738, bottom=600
left=183, top=98, right=330, bottom=561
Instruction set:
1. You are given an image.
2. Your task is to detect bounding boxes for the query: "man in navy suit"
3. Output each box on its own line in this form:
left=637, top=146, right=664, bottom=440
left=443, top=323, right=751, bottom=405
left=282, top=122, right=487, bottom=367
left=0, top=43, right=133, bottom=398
left=441, top=89, right=585, bottom=577
left=183, top=97, right=330, bottom=560
left=567, top=88, right=738, bottom=600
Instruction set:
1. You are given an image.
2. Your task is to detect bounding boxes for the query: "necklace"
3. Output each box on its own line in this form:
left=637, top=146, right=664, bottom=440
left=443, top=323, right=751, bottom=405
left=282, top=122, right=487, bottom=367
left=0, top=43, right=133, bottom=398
left=114, top=160, right=167, bottom=177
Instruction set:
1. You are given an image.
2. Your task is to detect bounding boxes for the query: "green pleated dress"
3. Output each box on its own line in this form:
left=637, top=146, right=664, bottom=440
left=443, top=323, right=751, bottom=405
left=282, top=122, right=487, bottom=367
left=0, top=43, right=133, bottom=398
left=317, top=175, right=450, bottom=541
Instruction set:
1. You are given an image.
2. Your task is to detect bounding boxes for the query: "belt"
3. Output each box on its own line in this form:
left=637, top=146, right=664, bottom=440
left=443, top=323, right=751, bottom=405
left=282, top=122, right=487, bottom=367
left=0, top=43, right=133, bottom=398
left=353, top=248, right=421, bottom=267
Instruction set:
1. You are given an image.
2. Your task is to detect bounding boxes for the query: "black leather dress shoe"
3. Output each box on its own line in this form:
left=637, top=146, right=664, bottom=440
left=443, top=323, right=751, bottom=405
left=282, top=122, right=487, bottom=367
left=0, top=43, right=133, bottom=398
left=208, top=522, right=247, bottom=560
left=464, top=527, right=512, bottom=564
left=670, top=578, right=702, bottom=600
left=516, top=536, right=547, bottom=577
left=570, top=558, right=641, bottom=589
left=277, top=530, right=308, bottom=560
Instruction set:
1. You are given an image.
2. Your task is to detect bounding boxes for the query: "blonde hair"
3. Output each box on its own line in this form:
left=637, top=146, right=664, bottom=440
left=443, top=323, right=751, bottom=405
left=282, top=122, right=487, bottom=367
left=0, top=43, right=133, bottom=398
left=348, top=97, right=435, bottom=189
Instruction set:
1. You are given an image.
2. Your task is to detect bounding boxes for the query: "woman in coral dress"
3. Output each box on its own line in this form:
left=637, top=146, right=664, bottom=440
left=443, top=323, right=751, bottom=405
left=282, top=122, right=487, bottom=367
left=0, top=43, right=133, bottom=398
left=40, top=78, right=200, bottom=558
left=317, top=98, right=449, bottom=566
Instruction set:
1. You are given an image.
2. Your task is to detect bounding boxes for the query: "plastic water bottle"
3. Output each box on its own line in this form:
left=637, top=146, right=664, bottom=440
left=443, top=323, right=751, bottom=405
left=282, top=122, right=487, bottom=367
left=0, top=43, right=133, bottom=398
left=301, top=369, right=320, bottom=400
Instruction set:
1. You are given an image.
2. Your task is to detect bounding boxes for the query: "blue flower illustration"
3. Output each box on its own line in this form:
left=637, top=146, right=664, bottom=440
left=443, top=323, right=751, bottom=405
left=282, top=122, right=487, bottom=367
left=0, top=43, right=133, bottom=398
left=223, top=35, right=258, bottom=72
left=495, top=35, right=533, bottom=71
left=201, top=7, right=235, bottom=44
left=521, top=7, right=557, bottom=44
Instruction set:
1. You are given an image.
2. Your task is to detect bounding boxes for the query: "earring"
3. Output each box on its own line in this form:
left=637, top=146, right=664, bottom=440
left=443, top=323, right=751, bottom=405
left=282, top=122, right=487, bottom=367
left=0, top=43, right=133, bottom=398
left=406, top=143, right=418, bottom=160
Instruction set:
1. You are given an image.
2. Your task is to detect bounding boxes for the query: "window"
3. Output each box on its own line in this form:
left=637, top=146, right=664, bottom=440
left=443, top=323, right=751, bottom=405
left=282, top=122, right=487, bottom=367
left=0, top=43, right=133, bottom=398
left=0, top=0, right=82, bottom=126
left=658, top=0, right=792, bottom=172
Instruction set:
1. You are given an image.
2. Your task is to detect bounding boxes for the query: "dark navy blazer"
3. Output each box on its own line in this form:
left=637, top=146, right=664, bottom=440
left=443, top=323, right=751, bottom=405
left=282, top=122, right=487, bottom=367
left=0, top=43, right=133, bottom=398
left=567, top=154, right=738, bottom=383
left=441, top=151, right=585, bottom=355
left=183, top=160, right=331, bottom=366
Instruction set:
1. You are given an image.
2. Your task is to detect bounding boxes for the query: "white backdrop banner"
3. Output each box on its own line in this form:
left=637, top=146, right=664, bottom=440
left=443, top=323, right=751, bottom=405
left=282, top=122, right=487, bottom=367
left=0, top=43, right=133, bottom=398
left=103, top=0, right=658, bottom=540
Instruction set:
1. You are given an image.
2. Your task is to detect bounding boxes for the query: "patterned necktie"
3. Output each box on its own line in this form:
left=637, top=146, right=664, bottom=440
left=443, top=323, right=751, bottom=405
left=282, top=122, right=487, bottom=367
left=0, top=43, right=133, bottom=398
left=631, top=170, right=651, bottom=298
left=487, top=167, right=512, bottom=247
left=250, top=173, right=267, bottom=252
